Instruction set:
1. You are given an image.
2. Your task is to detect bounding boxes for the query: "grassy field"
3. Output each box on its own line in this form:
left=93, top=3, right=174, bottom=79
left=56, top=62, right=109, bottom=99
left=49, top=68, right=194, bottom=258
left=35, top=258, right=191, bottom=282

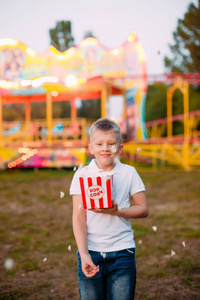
left=0, top=168, right=199, bottom=300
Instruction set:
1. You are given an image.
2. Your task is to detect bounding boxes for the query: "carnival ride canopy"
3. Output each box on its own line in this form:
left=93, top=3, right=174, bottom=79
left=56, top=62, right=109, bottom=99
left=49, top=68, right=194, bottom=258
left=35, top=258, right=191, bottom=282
left=0, top=32, right=148, bottom=140
left=0, top=32, right=146, bottom=96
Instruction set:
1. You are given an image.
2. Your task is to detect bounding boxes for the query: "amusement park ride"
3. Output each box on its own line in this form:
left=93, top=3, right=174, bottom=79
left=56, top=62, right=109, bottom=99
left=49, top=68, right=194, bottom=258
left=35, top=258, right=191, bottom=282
left=0, top=33, right=199, bottom=171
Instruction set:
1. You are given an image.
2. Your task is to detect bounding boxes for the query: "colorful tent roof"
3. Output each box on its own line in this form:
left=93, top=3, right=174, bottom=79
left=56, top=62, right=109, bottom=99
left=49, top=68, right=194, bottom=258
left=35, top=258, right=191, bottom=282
left=0, top=32, right=146, bottom=96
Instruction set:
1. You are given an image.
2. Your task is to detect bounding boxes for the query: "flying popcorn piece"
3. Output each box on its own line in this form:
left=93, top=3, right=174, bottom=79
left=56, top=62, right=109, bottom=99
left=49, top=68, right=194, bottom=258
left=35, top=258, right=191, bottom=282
left=78, top=163, right=84, bottom=170
left=118, top=206, right=122, bottom=210
left=73, top=166, right=77, bottom=171
left=114, top=156, right=119, bottom=165
left=137, top=147, right=141, bottom=152
left=111, top=145, right=117, bottom=153
left=68, top=245, right=71, bottom=251
left=4, top=258, right=14, bottom=270
left=78, top=204, right=83, bottom=210
left=171, top=250, right=176, bottom=257
left=43, top=257, right=47, bottom=262
left=138, top=240, right=143, bottom=245
left=182, top=241, right=186, bottom=247
left=100, top=252, right=106, bottom=259
left=60, top=191, right=65, bottom=198
left=152, top=225, right=157, bottom=232
left=97, top=266, right=100, bottom=272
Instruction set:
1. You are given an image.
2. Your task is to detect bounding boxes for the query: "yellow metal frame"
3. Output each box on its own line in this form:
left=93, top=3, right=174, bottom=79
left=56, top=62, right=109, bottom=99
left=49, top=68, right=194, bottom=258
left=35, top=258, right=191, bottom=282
left=46, top=93, right=52, bottom=146
left=101, top=86, right=107, bottom=118
left=123, top=142, right=200, bottom=171
left=167, top=76, right=190, bottom=169
left=2, top=118, right=90, bottom=143
left=123, top=77, right=199, bottom=171
left=146, top=124, right=167, bottom=139
left=167, top=76, right=189, bottom=140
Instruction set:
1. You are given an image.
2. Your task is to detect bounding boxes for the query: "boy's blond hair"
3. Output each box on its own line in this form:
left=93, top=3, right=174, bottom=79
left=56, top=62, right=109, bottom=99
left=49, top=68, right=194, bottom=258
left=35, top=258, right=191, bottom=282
left=89, top=118, right=122, bottom=144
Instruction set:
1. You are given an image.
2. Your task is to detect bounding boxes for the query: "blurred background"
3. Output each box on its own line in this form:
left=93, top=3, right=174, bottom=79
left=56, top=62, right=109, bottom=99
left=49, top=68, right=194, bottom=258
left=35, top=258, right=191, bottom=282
left=0, top=2, right=200, bottom=298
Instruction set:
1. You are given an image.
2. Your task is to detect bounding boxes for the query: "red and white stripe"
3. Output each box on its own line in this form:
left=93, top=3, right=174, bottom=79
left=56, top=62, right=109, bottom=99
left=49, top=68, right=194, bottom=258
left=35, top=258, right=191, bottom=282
left=79, top=174, right=113, bottom=209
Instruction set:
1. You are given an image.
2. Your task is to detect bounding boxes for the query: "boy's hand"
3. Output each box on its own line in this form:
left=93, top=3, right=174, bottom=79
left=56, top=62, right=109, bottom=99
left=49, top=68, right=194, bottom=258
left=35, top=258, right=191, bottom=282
left=81, top=253, right=99, bottom=278
left=90, top=200, right=119, bottom=215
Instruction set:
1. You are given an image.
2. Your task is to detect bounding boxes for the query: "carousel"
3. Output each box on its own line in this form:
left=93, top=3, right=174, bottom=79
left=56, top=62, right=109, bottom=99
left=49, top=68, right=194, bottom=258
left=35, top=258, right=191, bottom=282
left=0, top=32, right=147, bottom=168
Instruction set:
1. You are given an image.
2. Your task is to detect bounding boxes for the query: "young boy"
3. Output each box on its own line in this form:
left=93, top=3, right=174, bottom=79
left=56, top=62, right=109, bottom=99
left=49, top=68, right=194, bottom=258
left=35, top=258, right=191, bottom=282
left=70, top=118, right=149, bottom=300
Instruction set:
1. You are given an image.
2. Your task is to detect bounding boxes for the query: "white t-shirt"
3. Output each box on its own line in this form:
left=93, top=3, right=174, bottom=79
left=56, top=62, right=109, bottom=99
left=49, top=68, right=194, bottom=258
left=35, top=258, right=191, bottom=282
left=70, top=159, right=145, bottom=252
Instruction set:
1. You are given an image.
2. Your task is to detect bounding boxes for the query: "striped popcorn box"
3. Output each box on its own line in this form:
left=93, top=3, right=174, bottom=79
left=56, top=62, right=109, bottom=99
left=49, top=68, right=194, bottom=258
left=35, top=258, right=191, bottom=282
left=79, top=172, right=114, bottom=209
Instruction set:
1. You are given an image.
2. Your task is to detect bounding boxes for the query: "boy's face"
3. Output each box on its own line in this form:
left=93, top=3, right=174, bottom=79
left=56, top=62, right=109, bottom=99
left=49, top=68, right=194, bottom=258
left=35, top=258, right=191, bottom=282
left=88, top=129, right=123, bottom=171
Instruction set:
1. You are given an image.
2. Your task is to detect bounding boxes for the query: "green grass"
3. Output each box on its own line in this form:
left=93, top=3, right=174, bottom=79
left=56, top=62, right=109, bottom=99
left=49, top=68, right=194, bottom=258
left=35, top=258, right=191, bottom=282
left=0, top=168, right=72, bottom=183
left=184, top=230, right=200, bottom=238
left=0, top=290, right=29, bottom=300
left=22, top=259, right=40, bottom=271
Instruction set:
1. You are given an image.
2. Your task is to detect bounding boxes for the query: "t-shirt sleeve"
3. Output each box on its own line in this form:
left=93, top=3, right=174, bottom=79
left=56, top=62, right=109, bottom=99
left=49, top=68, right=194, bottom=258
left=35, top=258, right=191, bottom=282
left=130, top=168, right=146, bottom=196
left=69, top=170, right=81, bottom=195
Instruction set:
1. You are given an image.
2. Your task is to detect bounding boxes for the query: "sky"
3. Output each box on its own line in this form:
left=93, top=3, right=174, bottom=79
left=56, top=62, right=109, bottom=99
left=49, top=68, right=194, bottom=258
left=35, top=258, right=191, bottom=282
left=0, top=0, right=197, bottom=74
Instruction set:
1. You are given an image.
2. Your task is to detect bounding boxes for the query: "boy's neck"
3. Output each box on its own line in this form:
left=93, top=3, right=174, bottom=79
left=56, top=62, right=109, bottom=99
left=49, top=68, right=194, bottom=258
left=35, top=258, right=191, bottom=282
left=94, top=159, right=117, bottom=171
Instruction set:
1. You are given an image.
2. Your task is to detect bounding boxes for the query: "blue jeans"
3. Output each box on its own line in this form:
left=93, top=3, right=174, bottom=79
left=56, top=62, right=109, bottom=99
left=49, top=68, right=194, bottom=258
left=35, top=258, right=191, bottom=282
left=77, top=248, right=136, bottom=300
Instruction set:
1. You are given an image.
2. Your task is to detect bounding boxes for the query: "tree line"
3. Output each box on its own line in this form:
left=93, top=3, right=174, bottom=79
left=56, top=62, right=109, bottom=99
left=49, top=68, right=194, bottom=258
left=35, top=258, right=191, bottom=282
left=146, top=0, right=200, bottom=134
